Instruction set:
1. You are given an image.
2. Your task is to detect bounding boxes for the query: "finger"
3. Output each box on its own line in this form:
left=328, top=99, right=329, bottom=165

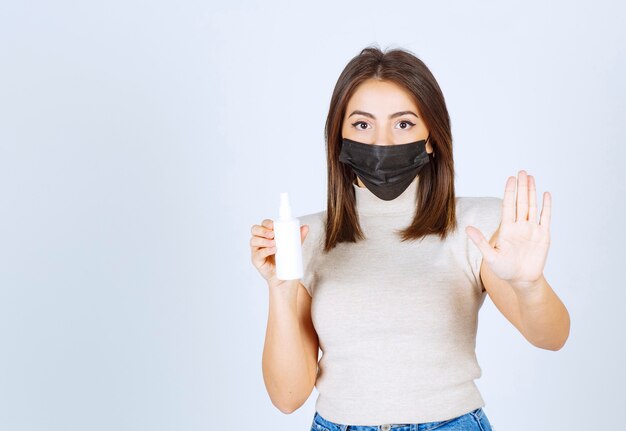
left=262, top=219, right=274, bottom=230
left=539, top=191, right=551, bottom=229
left=258, top=245, right=277, bottom=258
left=465, top=225, right=498, bottom=264
left=502, top=176, right=516, bottom=224
left=300, top=224, right=309, bottom=243
left=250, top=236, right=276, bottom=249
left=516, top=170, right=529, bottom=222
left=528, top=175, right=538, bottom=224
left=251, top=224, right=274, bottom=239
left=251, top=245, right=277, bottom=265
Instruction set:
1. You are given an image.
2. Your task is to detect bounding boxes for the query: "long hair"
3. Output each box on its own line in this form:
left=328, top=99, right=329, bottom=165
left=323, top=45, right=457, bottom=252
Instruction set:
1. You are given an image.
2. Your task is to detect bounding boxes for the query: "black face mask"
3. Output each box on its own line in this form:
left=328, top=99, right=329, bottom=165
left=338, top=136, right=431, bottom=201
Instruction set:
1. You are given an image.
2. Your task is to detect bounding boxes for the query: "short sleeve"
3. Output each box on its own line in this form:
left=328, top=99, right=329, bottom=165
left=467, top=197, right=503, bottom=292
left=298, top=211, right=325, bottom=298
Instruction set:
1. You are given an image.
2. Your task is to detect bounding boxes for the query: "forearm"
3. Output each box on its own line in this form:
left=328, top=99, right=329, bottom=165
left=262, top=281, right=312, bottom=413
left=514, top=274, right=570, bottom=350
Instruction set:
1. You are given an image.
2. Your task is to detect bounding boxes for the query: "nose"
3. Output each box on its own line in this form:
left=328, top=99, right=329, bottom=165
left=374, top=130, right=394, bottom=146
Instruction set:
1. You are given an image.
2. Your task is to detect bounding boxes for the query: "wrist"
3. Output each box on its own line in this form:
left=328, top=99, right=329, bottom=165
left=268, top=279, right=299, bottom=308
left=511, top=274, right=546, bottom=300
left=267, top=277, right=299, bottom=292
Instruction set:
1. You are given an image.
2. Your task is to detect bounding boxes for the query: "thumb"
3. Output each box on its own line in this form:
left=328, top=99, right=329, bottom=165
left=300, top=224, right=309, bottom=244
left=465, top=225, right=497, bottom=263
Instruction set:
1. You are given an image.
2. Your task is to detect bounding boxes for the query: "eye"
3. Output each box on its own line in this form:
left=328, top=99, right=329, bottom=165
left=397, top=120, right=415, bottom=130
left=351, top=121, right=370, bottom=130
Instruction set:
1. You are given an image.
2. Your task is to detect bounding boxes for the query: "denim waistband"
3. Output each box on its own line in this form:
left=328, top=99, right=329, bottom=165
left=311, top=407, right=487, bottom=431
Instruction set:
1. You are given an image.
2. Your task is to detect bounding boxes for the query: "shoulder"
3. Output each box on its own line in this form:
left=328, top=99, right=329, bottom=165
left=297, top=210, right=327, bottom=297
left=298, top=210, right=327, bottom=250
left=455, top=196, right=503, bottom=223
left=298, top=210, right=326, bottom=229
left=456, top=197, right=503, bottom=288
left=455, top=196, right=503, bottom=240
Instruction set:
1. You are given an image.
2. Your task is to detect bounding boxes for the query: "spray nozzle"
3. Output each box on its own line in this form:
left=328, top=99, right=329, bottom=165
left=279, top=192, right=293, bottom=220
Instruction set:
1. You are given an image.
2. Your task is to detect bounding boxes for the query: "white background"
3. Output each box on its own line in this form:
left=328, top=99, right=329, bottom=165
left=1, top=1, right=624, bottom=430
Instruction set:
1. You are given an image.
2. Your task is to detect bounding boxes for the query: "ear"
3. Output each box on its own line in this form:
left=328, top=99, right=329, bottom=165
left=425, top=137, right=435, bottom=158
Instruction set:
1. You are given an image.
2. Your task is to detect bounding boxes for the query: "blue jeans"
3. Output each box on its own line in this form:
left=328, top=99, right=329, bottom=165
left=310, top=408, right=494, bottom=431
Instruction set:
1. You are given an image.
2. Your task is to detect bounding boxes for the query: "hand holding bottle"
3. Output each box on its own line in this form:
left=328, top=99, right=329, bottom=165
left=250, top=218, right=309, bottom=288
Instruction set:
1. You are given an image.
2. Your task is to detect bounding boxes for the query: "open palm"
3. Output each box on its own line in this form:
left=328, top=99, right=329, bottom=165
left=466, top=170, right=552, bottom=290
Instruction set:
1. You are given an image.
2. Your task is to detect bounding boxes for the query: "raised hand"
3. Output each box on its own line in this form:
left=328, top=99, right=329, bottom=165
left=466, top=170, right=552, bottom=292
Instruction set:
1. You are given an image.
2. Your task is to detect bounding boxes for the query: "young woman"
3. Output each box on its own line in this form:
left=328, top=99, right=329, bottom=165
left=250, top=46, right=569, bottom=431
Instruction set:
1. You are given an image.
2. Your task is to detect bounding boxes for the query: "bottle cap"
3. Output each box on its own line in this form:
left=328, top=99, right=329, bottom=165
left=279, top=192, right=292, bottom=220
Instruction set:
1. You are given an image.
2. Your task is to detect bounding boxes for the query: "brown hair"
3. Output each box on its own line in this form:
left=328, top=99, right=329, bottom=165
left=323, top=45, right=457, bottom=252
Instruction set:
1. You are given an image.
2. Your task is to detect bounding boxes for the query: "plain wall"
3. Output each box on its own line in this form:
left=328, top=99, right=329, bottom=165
left=0, top=0, right=624, bottom=430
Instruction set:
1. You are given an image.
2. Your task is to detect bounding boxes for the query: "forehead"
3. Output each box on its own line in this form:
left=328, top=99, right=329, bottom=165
left=345, top=79, right=419, bottom=116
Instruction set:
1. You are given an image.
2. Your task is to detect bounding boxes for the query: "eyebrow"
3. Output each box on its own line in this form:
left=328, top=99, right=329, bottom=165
left=348, top=110, right=419, bottom=120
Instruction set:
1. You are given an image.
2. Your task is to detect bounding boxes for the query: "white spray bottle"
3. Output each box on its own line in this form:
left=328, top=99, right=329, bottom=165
left=274, top=192, right=303, bottom=281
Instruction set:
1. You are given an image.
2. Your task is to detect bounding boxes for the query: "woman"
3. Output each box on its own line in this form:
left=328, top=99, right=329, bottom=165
left=250, top=46, right=570, bottom=431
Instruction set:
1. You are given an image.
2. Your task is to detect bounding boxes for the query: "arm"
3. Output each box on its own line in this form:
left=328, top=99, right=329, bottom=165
left=468, top=170, right=570, bottom=351
left=481, top=260, right=570, bottom=350
left=513, top=274, right=570, bottom=350
left=262, top=280, right=319, bottom=413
